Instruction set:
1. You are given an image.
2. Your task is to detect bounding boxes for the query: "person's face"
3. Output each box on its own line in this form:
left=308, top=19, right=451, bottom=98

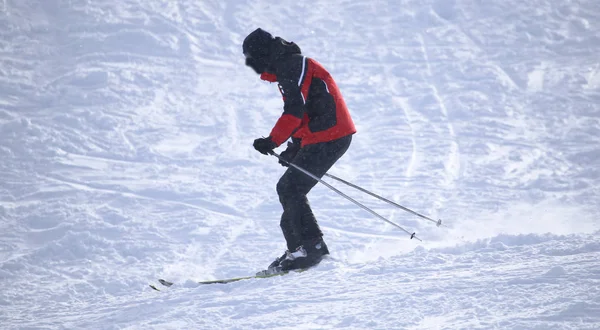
left=244, top=52, right=266, bottom=74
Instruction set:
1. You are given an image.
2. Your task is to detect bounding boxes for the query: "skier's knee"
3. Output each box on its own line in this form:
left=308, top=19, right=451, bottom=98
left=276, top=176, right=291, bottom=198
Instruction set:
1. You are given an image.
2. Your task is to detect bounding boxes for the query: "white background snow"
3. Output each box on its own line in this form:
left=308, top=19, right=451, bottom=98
left=1, top=0, right=600, bottom=329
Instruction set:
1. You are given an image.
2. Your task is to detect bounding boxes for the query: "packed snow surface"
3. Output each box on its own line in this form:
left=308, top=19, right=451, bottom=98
left=1, top=0, right=599, bottom=329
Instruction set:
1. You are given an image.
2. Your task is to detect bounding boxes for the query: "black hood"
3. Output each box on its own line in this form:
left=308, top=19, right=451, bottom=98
left=243, top=28, right=302, bottom=74
left=269, top=37, right=302, bottom=63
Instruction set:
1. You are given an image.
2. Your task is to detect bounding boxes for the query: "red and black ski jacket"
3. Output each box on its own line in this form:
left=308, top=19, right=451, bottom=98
left=261, top=42, right=356, bottom=147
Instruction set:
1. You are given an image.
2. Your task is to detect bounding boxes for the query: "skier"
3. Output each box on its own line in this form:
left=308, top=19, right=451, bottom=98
left=243, top=28, right=356, bottom=272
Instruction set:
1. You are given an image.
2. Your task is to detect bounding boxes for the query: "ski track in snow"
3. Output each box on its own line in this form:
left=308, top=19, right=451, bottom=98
left=1, top=0, right=600, bottom=329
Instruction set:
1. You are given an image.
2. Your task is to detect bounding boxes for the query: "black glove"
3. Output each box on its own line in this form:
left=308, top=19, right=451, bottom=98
left=278, top=138, right=301, bottom=167
left=253, top=136, right=277, bottom=155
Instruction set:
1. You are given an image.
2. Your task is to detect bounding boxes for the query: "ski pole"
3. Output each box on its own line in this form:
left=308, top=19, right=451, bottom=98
left=269, top=152, right=420, bottom=241
left=323, top=173, right=442, bottom=227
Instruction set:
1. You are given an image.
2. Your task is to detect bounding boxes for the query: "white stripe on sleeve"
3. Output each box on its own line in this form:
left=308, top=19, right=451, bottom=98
left=298, top=56, right=307, bottom=87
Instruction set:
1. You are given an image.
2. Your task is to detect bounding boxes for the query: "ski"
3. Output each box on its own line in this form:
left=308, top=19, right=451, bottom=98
left=197, top=269, right=295, bottom=284
left=149, top=279, right=174, bottom=291
left=159, top=279, right=174, bottom=287
left=149, top=269, right=305, bottom=290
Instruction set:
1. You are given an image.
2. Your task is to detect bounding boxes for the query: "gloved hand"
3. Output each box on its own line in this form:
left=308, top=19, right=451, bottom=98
left=278, top=138, right=301, bottom=167
left=253, top=136, right=277, bottom=155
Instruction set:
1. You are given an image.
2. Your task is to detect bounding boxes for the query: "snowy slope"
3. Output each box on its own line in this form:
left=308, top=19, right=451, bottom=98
left=1, top=0, right=599, bottom=329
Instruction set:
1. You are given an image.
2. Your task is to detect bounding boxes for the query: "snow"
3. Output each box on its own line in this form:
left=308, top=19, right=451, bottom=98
left=1, top=0, right=599, bottom=329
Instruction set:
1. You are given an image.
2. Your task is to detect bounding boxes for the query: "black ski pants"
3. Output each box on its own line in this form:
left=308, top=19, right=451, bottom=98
left=276, top=134, right=352, bottom=251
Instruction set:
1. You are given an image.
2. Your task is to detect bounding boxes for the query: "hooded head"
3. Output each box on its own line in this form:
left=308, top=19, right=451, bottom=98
left=243, top=28, right=275, bottom=74
left=243, top=28, right=302, bottom=75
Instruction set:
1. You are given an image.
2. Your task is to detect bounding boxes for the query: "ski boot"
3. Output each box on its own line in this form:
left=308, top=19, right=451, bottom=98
left=279, top=237, right=329, bottom=271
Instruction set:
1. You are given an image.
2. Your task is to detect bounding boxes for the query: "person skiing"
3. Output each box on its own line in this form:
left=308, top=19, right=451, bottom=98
left=243, top=28, right=356, bottom=273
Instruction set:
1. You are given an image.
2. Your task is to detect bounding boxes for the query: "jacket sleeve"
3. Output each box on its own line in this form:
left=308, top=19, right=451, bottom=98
left=269, top=56, right=310, bottom=146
